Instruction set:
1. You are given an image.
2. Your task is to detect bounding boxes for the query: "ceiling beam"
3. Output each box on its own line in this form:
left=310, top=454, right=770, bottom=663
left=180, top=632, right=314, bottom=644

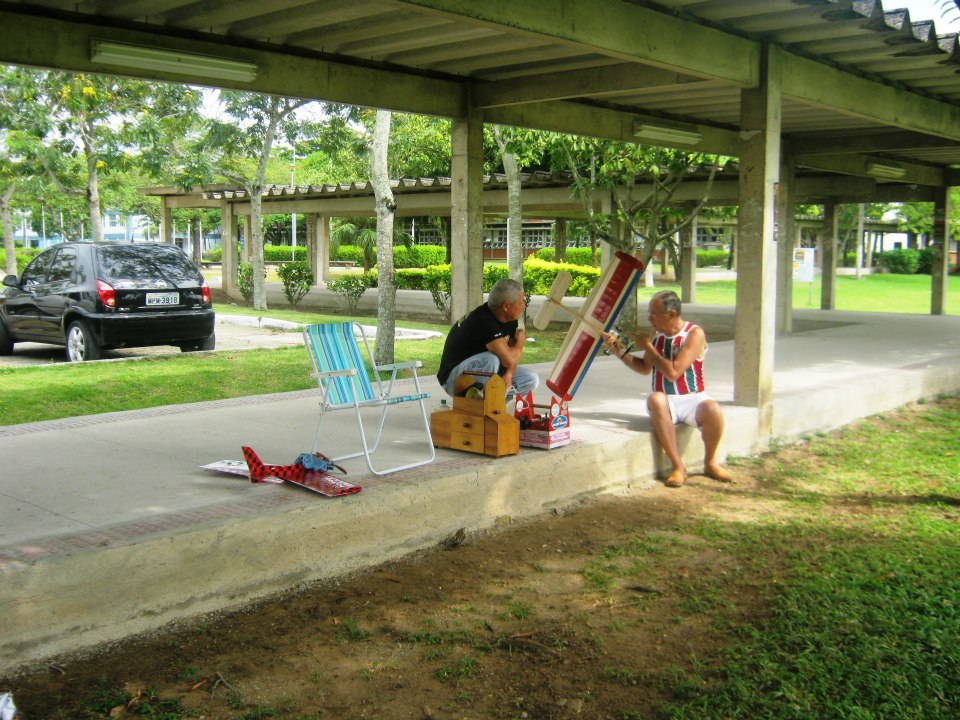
left=793, top=152, right=944, bottom=187
left=785, top=130, right=960, bottom=155
left=392, top=0, right=759, bottom=87
left=483, top=99, right=741, bottom=155
left=472, top=63, right=703, bottom=108
left=0, top=8, right=465, bottom=118
left=779, top=47, right=960, bottom=142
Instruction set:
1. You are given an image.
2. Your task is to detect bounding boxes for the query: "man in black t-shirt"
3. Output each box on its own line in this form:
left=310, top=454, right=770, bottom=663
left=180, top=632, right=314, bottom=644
left=437, top=278, right=539, bottom=399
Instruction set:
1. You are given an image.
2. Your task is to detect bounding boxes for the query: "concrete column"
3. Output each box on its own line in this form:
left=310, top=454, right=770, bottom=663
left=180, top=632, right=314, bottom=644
left=931, top=186, right=951, bottom=315
left=450, top=109, right=484, bottom=320
left=317, top=215, right=331, bottom=283
left=820, top=200, right=838, bottom=310
left=220, top=198, right=238, bottom=299
left=734, top=44, right=781, bottom=437
left=242, top=215, right=253, bottom=263
left=303, top=213, right=317, bottom=285
left=775, top=155, right=796, bottom=334
left=680, top=203, right=697, bottom=304
left=161, top=201, right=173, bottom=245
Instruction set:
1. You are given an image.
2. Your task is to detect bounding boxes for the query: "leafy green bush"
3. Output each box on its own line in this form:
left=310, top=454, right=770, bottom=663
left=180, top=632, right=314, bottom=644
left=522, top=258, right=601, bottom=296
left=0, top=247, right=39, bottom=275
left=394, top=245, right=446, bottom=269
left=327, top=273, right=368, bottom=313
left=483, top=263, right=510, bottom=290
left=881, top=248, right=920, bottom=274
left=333, top=245, right=366, bottom=265
left=332, top=244, right=446, bottom=269
left=396, top=268, right=427, bottom=290
left=917, top=247, right=934, bottom=274
left=276, top=260, right=314, bottom=307
left=424, top=264, right=452, bottom=322
left=264, top=245, right=307, bottom=262
left=203, top=247, right=222, bottom=263
left=237, top=262, right=258, bottom=302
left=533, top=247, right=599, bottom=266
left=697, top=249, right=729, bottom=267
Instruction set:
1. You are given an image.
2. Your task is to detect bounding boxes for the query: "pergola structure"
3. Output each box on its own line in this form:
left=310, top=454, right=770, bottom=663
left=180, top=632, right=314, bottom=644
left=142, top=164, right=939, bottom=299
left=3, top=0, right=958, bottom=437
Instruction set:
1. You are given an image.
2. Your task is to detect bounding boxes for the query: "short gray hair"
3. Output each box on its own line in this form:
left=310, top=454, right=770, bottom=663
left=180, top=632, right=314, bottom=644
left=488, top=278, right=524, bottom=307
left=652, top=290, right=681, bottom=315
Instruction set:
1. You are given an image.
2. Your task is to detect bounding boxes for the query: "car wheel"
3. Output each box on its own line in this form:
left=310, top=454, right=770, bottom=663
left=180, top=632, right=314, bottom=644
left=0, top=321, right=13, bottom=355
left=66, top=320, right=102, bottom=362
left=180, top=332, right=215, bottom=353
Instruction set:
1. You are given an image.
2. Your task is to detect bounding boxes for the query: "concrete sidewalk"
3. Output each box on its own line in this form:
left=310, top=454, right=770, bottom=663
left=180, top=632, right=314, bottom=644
left=2, top=304, right=959, bottom=673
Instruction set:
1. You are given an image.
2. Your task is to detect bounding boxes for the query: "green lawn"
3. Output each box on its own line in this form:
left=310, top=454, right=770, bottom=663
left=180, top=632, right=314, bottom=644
left=645, top=272, right=959, bottom=314
left=657, top=397, right=960, bottom=719
left=0, top=309, right=571, bottom=426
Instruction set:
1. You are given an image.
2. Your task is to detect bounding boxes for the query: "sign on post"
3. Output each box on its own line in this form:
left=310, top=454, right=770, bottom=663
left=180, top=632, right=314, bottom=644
left=793, top=247, right=816, bottom=304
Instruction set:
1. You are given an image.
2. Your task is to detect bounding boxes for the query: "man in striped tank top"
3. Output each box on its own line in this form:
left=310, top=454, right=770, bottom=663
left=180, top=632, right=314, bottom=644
left=602, top=290, right=732, bottom=488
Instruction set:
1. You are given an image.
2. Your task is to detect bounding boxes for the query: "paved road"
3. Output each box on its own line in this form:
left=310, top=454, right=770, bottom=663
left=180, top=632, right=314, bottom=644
left=0, top=316, right=307, bottom=367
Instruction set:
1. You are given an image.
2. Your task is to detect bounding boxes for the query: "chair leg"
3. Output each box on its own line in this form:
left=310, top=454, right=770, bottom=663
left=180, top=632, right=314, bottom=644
left=312, top=398, right=435, bottom=475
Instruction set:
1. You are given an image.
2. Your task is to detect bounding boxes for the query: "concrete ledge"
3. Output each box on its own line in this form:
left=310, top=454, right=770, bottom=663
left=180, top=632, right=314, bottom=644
left=0, top=402, right=756, bottom=669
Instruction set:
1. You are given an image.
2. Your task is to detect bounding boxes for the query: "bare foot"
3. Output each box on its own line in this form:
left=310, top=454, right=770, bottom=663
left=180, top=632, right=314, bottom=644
left=664, top=469, right=687, bottom=488
left=704, top=462, right=733, bottom=483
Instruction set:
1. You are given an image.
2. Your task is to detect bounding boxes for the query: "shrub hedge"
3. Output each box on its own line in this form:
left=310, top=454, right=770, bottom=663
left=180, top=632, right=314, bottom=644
left=881, top=248, right=920, bottom=274
left=0, top=247, right=39, bottom=274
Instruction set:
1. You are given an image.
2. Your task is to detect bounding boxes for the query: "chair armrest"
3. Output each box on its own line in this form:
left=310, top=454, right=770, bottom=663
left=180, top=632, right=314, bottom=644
left=311, top=369, right=358, bottom=380
left=376, top=361, right=423, bottom=372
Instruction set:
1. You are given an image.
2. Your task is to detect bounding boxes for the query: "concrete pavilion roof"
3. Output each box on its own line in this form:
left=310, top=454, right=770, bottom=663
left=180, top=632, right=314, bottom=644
left=3, top=1, right=959, bottom=193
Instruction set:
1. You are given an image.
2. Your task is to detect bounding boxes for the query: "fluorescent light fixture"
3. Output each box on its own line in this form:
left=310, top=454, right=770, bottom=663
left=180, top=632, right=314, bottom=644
left=866, top=162, right=906, bottom=180
left=633, top=121, right=702, bottom=145
left=91, top=40, right=257, bottom=83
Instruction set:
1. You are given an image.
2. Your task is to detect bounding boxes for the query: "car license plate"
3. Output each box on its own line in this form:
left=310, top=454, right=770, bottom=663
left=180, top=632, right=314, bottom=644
left=146, top=292, right=180, bottom=306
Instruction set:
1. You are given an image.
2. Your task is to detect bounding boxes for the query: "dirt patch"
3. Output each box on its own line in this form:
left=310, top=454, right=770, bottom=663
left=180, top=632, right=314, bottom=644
left=2, top=465, right=780, bottom=720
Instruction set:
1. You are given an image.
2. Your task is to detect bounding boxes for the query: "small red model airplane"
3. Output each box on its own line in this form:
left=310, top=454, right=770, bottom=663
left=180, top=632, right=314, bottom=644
left=241, top=446, right=361, bottom=497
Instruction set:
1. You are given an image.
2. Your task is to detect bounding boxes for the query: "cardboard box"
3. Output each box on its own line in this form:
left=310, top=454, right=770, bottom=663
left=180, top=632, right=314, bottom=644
left=519, top=427, right=571, bottom=450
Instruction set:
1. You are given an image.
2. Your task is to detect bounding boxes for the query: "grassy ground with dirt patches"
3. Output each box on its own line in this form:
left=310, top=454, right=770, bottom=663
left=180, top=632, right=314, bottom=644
left=3, top=396, right=957, bottom=719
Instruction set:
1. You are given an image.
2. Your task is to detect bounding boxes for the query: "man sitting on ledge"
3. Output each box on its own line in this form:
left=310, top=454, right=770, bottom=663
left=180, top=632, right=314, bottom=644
left=602, top=290, right=732, bottom=488
left=437, top=278, right=539, bottom=402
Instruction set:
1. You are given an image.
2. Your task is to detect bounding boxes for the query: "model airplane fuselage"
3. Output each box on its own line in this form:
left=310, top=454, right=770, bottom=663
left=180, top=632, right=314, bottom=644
left=533, top=251, right=645, bottom=401
left=241, top=446, right=361, bottom=496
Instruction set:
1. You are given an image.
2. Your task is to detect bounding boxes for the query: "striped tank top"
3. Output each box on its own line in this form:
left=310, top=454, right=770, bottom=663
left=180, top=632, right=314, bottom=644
left=650, top=321, right=706, bottom=395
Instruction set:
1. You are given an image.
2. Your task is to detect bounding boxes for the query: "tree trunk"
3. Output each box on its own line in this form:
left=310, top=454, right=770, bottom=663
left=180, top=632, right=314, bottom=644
left=1, top=186, right=15, bottom=275
left=194, top=219, right=203, bottom=265
left=86, top=167, right=104, bottom=244
left=370, top=109, right=396, bottom=366
left=553, top=218, right=567, bottom=262
left=492, top=126, right=524, bottom=285
left=83, top=131, right=104, bottom=244
left=249, top=188, right=267, bottom=311
left=247, top=97, right=286, bottom=312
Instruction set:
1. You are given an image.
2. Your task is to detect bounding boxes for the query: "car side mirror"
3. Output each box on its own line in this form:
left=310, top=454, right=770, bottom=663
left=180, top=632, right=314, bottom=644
left=2, top=274, right=18, bottom=288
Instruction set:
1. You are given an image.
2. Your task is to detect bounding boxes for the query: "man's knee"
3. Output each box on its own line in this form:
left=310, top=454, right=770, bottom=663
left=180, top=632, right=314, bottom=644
left=512, top=367, right=539, bottom=395
left=696, top=398, right=723, bottom=422
left=647, top=392, right=668, bottom=412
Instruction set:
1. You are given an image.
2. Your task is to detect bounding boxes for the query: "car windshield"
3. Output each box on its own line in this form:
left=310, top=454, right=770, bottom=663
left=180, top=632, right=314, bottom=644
left=96, top=245, right=200, bottom=283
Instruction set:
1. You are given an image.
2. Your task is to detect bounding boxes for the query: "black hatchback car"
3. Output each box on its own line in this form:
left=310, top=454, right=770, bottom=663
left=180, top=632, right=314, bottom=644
left=0, top=242, right=216, bottom=362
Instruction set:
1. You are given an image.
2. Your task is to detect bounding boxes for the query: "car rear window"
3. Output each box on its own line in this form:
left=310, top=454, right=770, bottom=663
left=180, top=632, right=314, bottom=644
left=96, top=245, right=201, bottom=283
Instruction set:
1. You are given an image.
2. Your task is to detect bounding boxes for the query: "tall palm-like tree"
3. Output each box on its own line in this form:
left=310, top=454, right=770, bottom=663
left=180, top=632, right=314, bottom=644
left=331, top=217, right=411, bottom=272
left=938, top=1, right=960, bottom=23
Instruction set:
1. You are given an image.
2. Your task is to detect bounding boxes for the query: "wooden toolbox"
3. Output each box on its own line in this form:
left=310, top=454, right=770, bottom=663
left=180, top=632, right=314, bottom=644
left=430, top=373, right=519, bottom=457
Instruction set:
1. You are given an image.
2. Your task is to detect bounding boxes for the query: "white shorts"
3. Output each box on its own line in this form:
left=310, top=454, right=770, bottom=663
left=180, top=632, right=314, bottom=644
left=665, top=392, right=712, bottom=427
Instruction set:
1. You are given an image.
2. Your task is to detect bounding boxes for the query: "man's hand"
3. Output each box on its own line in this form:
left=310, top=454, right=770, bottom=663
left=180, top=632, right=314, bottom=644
left=601, top=331, right=621, bottom=354
left=508, top=327, right=526, bottom=350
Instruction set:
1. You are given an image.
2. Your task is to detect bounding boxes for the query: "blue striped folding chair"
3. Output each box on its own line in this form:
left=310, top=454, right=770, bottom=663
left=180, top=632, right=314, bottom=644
left=303, top=322, right=435, bottom=475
